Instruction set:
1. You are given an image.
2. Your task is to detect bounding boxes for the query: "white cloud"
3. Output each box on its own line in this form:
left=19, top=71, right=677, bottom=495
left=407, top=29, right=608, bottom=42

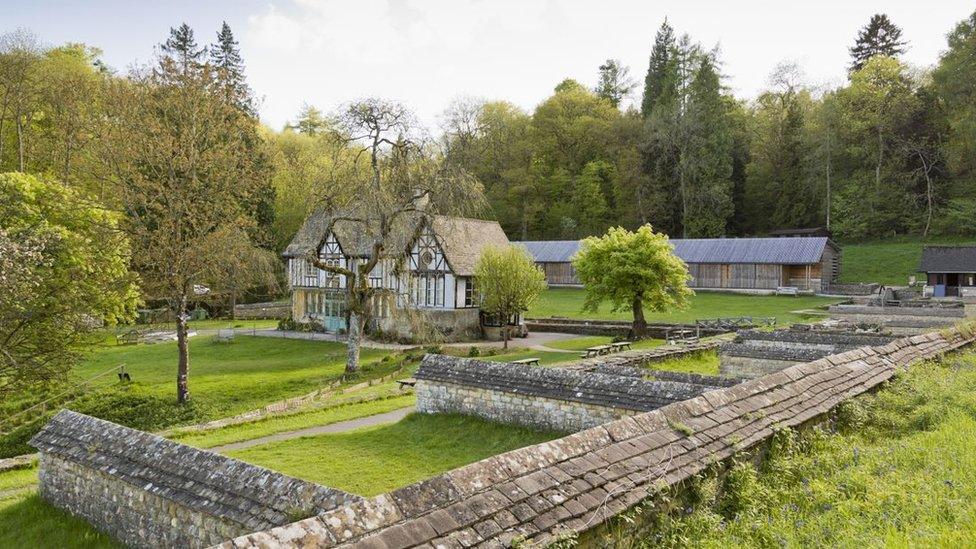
left=241, top=0, right=975, bottom=131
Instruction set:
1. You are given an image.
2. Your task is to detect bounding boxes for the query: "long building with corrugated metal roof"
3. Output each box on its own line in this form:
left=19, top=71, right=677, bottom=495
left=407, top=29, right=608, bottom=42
left=517, top=237, right=840, bottom=292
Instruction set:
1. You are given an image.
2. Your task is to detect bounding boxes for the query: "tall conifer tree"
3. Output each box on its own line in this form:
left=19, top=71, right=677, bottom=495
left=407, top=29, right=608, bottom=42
left=849, top=14, right=907, bottom=72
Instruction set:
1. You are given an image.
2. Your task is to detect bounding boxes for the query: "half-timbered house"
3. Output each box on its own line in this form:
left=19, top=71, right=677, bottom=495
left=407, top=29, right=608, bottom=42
left=283, top=210, right=510, bottom=339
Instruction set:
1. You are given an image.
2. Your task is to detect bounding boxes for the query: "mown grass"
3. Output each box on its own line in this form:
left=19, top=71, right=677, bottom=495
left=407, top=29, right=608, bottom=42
left=646, top=349, right=720, bottom=376
left=0, top=336, right=402, bottom=458
left=0, top=493, right=121, bottom=548
left=838, top=236, right=976, bottom=285
left=631, top=349, right=976, bottom=547
left=227, top=413, right=561, bottom=496
left=171, top=393, right=415, bottom=449
left=528, top=288, right=840, bottom=325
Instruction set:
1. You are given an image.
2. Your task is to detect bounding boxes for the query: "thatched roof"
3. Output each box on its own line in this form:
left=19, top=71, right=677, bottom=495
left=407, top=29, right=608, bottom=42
left=283, top=210, right=509, bottom=276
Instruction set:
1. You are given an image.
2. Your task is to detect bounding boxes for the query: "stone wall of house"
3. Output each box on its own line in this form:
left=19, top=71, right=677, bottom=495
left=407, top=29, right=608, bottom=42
left=414, top=355, right=718, bottom=432
left=232, top=301, right=290, bottom=319
left=382, top=308, right=481, bottom=342
left=223, top=327, right=976, bottom=549
left=30, top=410, right=359, bottom=549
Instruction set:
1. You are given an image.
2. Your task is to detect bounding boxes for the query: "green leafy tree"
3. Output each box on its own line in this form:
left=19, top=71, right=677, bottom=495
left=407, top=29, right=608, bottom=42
left=595, top=59, right=636, bottom=108
left=96, top=30, right=273, bottom=403
left=0, top=173, right=138, bottom=398
left=743, top=62, right=820, bottom=233
left=932, top=10, right=976, bottom=192
left=850, top=14, right=907, bottom=72
left=474, top=245, right=547, bottom=349
left=573, top=225, right=692, bottom=338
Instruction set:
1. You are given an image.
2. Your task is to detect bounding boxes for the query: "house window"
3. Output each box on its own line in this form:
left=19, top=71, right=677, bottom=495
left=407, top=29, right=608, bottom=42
left=464, top=279, right=477, bottom=307
left=414, top=273, right=445, bottom=308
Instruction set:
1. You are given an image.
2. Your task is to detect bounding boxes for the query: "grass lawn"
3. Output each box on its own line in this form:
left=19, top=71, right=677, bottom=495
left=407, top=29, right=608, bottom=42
left=227, top=413, right=561, bottom=496
left=543, top=336, right=665, bottom=352
left=640, top=350, right=976, bottom=547
left=838, top=236, right=976, bottom=285
left=171, top=393, right=416, bottom=449
left=528, top=288, right=840, bottom=325
left=645, top=350, right=720, bottom=376
left=0, top=336, right=402, bottom=458
left=0, top=494, right=120, bottom=549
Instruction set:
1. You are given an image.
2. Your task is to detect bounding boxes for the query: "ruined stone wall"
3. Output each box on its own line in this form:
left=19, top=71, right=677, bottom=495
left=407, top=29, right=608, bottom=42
left=30, top=411, right=359, bottom=549
left=414, top=355, right=716, bottom=432
left=719, top=354, right=799, bottom=378
left=220, top=328, right=975, bottom=549
left=416, top=380, right=636, bottom=433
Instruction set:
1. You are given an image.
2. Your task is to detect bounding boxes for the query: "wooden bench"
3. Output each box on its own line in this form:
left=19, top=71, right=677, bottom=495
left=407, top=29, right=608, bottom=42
left=396, top=378, right=417, bottom=390
left=666, top=328, right=698, bottom=345
left=511, top=357, right=540, bottom=367
left=610, top=341, right=632, bottom=352
left=116, top=330, right=144, bottom=346
left=581, top=345, right=613, bottom=358
left=776, top=286, right=799, bottom=296
left=213, top=328, right=235, bottom=343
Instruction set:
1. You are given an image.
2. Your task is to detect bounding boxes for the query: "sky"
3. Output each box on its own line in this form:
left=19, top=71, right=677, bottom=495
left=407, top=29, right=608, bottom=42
left=5, top=1, right=974, bottom=131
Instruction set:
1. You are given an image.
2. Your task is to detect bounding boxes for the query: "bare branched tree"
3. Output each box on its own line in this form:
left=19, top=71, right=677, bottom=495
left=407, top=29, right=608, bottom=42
left=305, top=98, right=484, bottom=373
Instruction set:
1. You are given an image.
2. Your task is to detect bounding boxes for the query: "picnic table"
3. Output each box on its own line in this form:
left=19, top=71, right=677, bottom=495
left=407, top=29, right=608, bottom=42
left=510, top=357, right=540, bottom=366
left=396, top=378, right=417, bottom=390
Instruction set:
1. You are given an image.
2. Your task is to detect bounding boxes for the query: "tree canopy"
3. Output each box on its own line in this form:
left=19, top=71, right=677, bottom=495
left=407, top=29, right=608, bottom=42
left=0, top=172, right=138, bottom=397
left=573, top=225, right=692, bottom=338
left=474, top=245, right=547, bottom=348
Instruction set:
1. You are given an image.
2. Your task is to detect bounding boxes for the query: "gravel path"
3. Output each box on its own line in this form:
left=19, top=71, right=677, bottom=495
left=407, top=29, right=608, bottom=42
left=208, top=406, right=414, bottom=454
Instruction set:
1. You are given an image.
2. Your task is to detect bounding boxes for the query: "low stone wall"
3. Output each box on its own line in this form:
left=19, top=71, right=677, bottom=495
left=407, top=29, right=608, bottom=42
left=719, top=354, right=799, bottom=378
left=824, top=283, right=879, bottom=296
left=414, top=355, right=716, bottom=432
left=222, top=327, right=975, bottom=548
left=233, top=301, right=290, bottom=319
left=735, top=329, right=896, bottom=348
left=524, top=318, right=727, bottom=338
left=563, top=340, right=723, bottom=373
left=30, top=411, right=359, bottom=549
left=829, top=304, right=966, bottom=318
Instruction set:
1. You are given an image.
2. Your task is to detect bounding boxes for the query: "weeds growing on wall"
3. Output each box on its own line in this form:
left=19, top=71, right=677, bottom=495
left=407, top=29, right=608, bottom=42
left=595, top=349, right=976, bottom=547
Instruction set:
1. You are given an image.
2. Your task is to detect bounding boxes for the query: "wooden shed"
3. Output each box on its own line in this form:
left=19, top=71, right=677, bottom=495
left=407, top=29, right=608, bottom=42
left=919, top=245, right=976, bottom=297
left=518, top=237, right=840, bottom=292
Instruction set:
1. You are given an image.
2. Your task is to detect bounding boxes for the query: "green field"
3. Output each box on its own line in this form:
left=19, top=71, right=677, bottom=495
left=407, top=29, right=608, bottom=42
left=634, top=349, right=976, bottom=547
left=0, top=494, right=120, bottom=549
left=227, top=413, right=560, bottom=496
left=0, top=336, right=403, bottom=458
left=528, top=287, right=839, bottom=325
left=838, top=236, right=976, bottom=285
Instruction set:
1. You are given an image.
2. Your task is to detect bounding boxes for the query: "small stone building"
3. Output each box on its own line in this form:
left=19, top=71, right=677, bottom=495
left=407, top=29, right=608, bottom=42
left=518, top=236, right=841, bottom=292
left=919, top=245, right=976, bottom=298
left=284, top=210, right=510, bottom=339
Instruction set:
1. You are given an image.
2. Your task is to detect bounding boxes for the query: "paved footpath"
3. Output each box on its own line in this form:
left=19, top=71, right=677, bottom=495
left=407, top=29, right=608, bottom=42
left=209, top=406, right=414, bottom=454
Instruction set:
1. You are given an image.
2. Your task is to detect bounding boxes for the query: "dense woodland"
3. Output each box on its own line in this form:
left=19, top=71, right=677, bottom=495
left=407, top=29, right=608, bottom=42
left=2, top=11, right=976, bottom=252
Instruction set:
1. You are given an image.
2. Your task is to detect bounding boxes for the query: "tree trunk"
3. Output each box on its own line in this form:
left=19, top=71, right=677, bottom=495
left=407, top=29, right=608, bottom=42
left=345, top=311, right=363, bottom=374
left=825, top=136, right=832, bottom=230
left=176, top=301, right=190, bottom=404
left=502, top=325, right=509, bottom=350
left=630, top=295, right=647, bottom=339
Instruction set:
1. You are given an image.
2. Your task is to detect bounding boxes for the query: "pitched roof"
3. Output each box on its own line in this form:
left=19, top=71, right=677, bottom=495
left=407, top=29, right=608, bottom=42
left=919, top=245, right=976, bottom=273
left=283, top=209, right=509, bottom=276
left=431, top=216, right=510, bottom=276
left=517, top=237, right=833, bottom=265
left=514, top=240, right=580, bottom=262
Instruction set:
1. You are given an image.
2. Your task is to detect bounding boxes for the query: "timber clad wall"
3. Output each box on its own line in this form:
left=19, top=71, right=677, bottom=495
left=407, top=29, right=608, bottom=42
left=221, top=327, right=975, bottom=548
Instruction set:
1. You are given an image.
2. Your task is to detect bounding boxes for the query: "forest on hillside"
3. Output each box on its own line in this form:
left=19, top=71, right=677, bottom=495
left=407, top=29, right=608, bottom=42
left=1, top=11, right=976, bottom=252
